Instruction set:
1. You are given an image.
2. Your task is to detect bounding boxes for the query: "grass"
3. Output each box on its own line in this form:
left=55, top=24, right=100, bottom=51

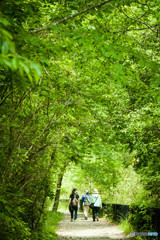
left=35, top=210, right=64, bottom=240
left=119, top=217, right=133, bottom=235
left=58, top=200, right=69, bottom=211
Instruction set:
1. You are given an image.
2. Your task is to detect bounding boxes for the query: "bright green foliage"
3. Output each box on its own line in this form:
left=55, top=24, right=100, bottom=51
left=0, top=18, right=42, bottom=87
left=0, top=0, right=160, bottom=238
left=33, top=210, right=63, bottom=240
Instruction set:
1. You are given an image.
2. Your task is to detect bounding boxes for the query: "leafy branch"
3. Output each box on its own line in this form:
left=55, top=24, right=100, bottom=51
left=29, top=0, right=114, bottom=33
left=121, top=9, right=157, bottom=33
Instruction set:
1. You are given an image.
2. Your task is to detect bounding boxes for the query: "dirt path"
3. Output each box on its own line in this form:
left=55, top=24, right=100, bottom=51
left=57, top=211, right=130, bottom=240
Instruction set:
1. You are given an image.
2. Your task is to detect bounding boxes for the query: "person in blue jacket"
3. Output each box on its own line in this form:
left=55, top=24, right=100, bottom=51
left=81, top=190, right=90, bottom=220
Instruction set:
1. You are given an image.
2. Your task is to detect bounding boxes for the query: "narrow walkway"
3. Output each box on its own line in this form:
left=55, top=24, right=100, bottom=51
left=57, top=211, right=130, bottom=240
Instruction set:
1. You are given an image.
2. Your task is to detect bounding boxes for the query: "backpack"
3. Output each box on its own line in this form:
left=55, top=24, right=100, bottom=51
left=89, top=195, right=98, bottom=209
left=72, top=193, right=78, bottom=207
left=84, top=194, right=90, bottom=206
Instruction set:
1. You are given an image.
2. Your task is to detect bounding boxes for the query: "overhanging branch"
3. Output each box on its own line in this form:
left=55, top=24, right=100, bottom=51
left=113, top=27, right=149, bottom=33
left=122, top=9, right=157, bottom=33
left=29, top=0, right=113, bottom=33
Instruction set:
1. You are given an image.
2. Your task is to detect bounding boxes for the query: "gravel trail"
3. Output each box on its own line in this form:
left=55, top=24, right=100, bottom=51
left=57, top=211, right=130, bottom=240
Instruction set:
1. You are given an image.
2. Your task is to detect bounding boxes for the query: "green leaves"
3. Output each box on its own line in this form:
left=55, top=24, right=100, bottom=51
left=0, top=0, right=160, bottom=239
left=0, top=17, right=42, bottom=88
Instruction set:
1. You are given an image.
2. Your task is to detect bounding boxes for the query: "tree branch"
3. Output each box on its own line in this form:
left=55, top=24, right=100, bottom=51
left=19, top=178, right=34, bottom=192
left=0, top=90, right=13, bottom=107
left=29, top=0, right=114, bottom=33
left=50, top=0, right=65, bottom=23
left=122, top=9, right=157, bottom=33
left=113, top=27, right=149, bottom=33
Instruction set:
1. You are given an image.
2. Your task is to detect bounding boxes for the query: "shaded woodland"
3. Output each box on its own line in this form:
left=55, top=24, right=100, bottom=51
left=0, top=0, right=160, bottom=239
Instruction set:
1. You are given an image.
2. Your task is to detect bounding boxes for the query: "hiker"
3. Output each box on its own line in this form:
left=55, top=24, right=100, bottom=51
left=81, top=190, right=90, bottom=220
left=91, top=189, right=102, bottom=221
left=68, top=188, right=80, bottom=222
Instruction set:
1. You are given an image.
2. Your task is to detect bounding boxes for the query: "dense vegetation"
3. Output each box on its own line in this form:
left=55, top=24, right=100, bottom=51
left=0, top=0, right=160, bottom=239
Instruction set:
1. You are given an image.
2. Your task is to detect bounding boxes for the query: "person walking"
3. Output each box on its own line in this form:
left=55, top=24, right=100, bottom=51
left=91, top=189, right=102, bottom=221
left=81, top=190, right=90, bottom=220
left=68, top=188, right=80, bottom=222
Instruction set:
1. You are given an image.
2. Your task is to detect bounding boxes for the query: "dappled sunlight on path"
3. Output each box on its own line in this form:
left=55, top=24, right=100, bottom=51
left=57, top=210, right=130, bottom=240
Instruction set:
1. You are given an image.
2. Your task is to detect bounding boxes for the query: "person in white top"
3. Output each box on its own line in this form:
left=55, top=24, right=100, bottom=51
left=91, top=189, right=102, bottom=221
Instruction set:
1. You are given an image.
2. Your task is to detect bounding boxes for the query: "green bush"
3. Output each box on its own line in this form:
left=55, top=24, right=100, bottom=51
left=0, top=198, right=31, bottom=240
left=33, top=210, right=63, bottom=240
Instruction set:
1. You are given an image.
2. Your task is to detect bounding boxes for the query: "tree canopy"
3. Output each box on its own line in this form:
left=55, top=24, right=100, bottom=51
left=0, top=0, right=160, bottom=239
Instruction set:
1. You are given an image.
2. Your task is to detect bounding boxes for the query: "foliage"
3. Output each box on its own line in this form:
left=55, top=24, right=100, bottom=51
left=33, top=210, right=63, bottom=240
left=58, top=200, right=69, bottom=211
left=119, top=218, right=134, bottom=235
left=0, top=0, right=160, bottom=238
left=127, top=203, right=159, bottom=239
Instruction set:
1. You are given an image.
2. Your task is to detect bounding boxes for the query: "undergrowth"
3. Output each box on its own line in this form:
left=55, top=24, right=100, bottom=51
left=58, top=200, right=68, bottom=211
left=119, top=218, right=133, bottom=235
left=33, top=210, right=63, bottom=240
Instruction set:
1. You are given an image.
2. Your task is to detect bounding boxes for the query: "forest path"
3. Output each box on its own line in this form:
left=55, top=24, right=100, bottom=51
left=57, top=210, right=130, bottom=240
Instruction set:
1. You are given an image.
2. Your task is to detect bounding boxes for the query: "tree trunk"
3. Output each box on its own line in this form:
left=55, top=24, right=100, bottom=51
left=52, top=172, right=64, bottom=212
